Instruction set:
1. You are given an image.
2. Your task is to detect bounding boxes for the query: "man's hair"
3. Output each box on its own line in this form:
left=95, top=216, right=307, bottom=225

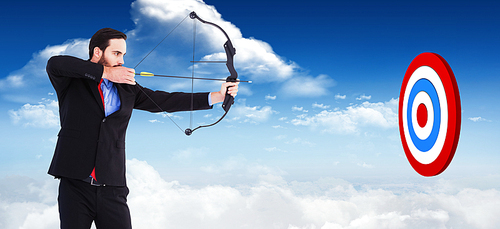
left=88, top=28, right=127, bottom=59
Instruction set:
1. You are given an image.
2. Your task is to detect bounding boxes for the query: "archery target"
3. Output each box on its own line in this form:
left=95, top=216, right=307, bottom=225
left=399, top=53, right=461, bottom=177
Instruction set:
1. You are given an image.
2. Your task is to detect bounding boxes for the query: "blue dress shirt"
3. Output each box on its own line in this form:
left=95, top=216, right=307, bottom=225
left=100, top=78, right=121, bottom=116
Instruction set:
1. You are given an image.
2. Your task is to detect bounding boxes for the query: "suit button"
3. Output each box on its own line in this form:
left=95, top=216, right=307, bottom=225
left=102, top=118, right=107, bottom=123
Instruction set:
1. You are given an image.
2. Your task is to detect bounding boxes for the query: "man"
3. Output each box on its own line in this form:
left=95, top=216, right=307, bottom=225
left=47, top=28, right=238, bottom=228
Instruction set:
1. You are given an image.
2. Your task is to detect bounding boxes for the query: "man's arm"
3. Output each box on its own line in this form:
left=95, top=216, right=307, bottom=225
left=47, top=56, right=103, bottom=81
left=46, top=56, right=104, bottom=93
left=47, top=55, right=136, bottom=85
left=133, top=84, right=213, bottom=113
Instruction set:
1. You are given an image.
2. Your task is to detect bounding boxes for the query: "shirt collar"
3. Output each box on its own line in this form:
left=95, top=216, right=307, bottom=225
left=101, top=78, right=113, bottom=89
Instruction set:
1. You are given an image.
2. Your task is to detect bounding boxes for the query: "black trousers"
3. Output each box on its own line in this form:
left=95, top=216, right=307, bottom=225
left=58, top=178, right=132, bottom=229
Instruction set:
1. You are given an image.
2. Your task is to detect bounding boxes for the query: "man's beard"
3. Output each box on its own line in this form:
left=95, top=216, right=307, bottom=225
left=97, top=53, right=108, bottom=66
left=97, top=53, right=121, bottom=67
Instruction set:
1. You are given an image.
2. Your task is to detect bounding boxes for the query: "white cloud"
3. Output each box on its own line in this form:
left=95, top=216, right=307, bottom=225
left=199, top=156, right=247, bottom=174
left=357, top=162, right=374, bottom=169
left=19, top=205, right=59, bottom=229
left=39, top=39, right=89, bottom=60
left=164, top=112, right=184, bottom=120
left=148, top=112, right=185, bottom=124
left=0, top=176, right=59, bottom=229
left=231, top=99, right=276, bottom=123
left=292, top=109, right=356, bottom=134
left=335, top=94, right=346, bottom=100
left=275, top=135, right=287, bottom=140
left=171, top=147, right=208, bottom=162
left=146, top=112, right=183, bottom=124
left=312, top=103, right=330, bottom=109
left=236, top=85, right=253, bottom=97
left=3, top=160, right=499, bottom=229
left=9, top=99, right=59, bottom=128
left=345, top=99, right=398, bottom=128
left=265, top=94, right=277, bottom=100
left=264, top=147, right=287, bottom=152
left=0, top=75, right=24, bottom=88
left=468, top=117, right=492, bottom=122
left=285, top=138, right=316, bottom=147
left=292, top=106, right=308, bottom=112
left=356, top=94, right=371, bottom=101
left=236, top=37, right=298, bottom=82
left=291, top=98, right=398, bottom=134
left=281, top=74, right=336, bottom=97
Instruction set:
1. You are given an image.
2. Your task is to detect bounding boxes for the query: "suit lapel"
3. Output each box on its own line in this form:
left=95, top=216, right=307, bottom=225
left=88, top=79, right=105, bottom=113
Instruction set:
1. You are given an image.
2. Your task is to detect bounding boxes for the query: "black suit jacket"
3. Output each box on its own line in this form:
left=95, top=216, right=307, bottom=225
left=47, top=55, right=212, bottom=186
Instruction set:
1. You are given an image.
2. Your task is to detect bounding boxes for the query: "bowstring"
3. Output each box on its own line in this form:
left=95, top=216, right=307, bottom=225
left=132, top=13, right=191, bottom=134
left=190, top=17, right=196, bottom=131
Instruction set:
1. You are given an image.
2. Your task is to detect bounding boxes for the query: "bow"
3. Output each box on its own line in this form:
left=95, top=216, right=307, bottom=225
left=133, top=11, right=244, bottom=136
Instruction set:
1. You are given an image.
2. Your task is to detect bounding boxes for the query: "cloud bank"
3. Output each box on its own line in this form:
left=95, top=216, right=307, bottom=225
left=231, top=99, right=276, bottom=124
left=291, top=98, right=398, bottom=134
left=1, top=159, right=499, bottom=229
left=8, top=98, right=59, bottom=128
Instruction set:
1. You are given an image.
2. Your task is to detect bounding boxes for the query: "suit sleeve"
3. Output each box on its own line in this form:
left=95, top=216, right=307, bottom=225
left=46, top=55, right=103, bottom=92
left=133, top=84, right=212, bottom=113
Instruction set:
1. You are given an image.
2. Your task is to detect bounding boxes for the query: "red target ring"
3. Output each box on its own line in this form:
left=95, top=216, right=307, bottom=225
left=399, top=53, right=461, bottom=177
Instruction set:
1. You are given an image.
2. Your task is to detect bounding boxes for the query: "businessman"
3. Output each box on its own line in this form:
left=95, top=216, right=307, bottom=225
left=47, top=28, right=238, bottom=228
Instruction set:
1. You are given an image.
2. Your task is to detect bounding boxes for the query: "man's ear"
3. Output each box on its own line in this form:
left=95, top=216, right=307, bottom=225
left=93, top=47, right=102, bottom=59
left=90, top=47, right=103, bottom=63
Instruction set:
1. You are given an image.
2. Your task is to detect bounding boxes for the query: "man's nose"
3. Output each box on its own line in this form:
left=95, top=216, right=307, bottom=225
left=118, top=57, right=124, bottom=66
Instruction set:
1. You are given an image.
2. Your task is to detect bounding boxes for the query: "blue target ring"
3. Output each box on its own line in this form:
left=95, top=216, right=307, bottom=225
left=407, top=78, right=441, bottom=152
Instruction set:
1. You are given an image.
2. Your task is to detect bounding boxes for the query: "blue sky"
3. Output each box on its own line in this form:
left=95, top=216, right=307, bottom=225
left=1, top=0, right=499, bottom=228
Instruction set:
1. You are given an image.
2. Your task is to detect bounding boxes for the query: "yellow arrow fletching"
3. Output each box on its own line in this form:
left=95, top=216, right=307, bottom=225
left=140, top=72, right=154, bottom=77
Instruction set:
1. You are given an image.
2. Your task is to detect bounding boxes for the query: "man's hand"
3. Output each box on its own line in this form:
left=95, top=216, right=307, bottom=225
left=211, top=81, right=239, bottom=104
left=102, top=66, right=136, bottom=85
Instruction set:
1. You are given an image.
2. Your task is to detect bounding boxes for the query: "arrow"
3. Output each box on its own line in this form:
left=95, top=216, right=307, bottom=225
left=136, top=72, right=252, bottom=83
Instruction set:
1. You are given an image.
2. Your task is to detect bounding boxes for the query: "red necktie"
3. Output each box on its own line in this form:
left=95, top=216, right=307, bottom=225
left=91, top=79, right=106, bottom=180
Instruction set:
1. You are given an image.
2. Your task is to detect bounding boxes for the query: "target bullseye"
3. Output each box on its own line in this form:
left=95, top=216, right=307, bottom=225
left=399, top=53, right=461, bottom=177
left=417, top=104, right=427, bottom=128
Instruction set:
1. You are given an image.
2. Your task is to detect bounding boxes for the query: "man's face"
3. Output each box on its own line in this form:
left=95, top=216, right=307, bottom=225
left=97, top=38, right=127, bottom=67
